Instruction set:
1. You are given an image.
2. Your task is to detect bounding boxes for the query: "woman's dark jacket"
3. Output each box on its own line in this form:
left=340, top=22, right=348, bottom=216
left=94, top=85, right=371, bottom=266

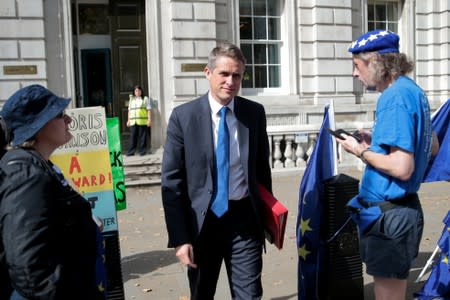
left=0, top=148, right=99, bottom=300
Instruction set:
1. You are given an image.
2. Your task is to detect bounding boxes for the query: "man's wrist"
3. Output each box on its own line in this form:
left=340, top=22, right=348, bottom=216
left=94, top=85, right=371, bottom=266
left=360, top=148, right=372, bottom=164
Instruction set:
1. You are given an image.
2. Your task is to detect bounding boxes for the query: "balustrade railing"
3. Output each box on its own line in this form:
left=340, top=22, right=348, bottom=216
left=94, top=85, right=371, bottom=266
left=267, top=123, right=371, bottom=171
left=269, top=131, right=317, bottom=170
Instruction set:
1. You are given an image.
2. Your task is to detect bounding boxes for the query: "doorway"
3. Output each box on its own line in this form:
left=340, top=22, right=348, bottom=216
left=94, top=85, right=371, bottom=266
left=81, top=48, right=113, bottom=116
left=110, top=0, right=147, bottom=133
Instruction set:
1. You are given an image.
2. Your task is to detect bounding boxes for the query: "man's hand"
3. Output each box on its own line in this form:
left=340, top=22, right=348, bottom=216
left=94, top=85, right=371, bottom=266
left=337, top=133, right=414, bottom=180
left=358, top=129, right=372, bottom=147
left=336, top=133, right=365, bottom=158
left=175, top=244, right=197, bottom=268
left=335, top=129, right=372, bottom=157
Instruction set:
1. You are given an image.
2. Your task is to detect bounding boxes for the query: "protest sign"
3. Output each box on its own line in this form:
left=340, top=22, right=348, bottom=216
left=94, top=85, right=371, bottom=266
left=51, top=107, right=118, bottom=232
left=107, top=117, right=127, bottom=211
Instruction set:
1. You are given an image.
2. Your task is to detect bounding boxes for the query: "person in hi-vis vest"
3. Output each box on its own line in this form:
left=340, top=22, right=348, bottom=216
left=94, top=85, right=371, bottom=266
left=126, top=85, right=152, bottom=156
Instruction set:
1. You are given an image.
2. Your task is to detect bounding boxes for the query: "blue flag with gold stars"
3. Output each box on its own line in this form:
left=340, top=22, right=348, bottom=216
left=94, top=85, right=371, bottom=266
left=296, top=105, right=337, bottom=299
left=414, top=210, right=450, bottom=299
left=423, top=99, right=450, bottom=182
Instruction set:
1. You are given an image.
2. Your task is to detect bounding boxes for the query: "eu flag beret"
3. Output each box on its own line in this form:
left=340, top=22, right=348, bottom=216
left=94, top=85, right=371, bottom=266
left=348, top=29, right=399, bottom=54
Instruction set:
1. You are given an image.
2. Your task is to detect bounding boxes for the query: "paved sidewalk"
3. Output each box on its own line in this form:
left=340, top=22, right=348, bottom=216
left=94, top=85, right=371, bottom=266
left=118, top=169, right=449, bottom=299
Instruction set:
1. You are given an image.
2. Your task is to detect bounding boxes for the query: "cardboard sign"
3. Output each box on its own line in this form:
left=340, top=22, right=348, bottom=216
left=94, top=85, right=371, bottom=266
left=107, top=117, right=127, bottom=211
left=51, top=107, right=118, bottom=232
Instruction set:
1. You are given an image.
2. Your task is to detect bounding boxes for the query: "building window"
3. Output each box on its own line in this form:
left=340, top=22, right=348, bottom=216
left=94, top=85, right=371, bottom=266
left=368, top=1, right=399, bottom=32
left=78, top=4, right=110, bottom=35
left=239, top=0, right=282, bottom=89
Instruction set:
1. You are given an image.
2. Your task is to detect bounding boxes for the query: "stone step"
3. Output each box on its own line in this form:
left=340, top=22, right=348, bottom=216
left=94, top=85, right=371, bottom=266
left=124, top=165, right=161, bottom=177
left=125, top=178, right=161, bottom=187
left=123, top=149, right=162, bottom=187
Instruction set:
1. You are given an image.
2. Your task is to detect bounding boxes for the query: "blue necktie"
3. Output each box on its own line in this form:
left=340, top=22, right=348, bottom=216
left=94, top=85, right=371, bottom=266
left=211, top=106, right=229, bottom=217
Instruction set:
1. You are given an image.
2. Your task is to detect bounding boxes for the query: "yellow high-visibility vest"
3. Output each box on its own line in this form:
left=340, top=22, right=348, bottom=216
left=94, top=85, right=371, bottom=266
left=128, top=95, right=149, bottom=126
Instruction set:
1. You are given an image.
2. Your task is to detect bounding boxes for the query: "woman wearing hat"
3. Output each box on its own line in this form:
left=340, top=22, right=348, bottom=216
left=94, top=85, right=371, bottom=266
left=0, top=85, right=103, bottom=300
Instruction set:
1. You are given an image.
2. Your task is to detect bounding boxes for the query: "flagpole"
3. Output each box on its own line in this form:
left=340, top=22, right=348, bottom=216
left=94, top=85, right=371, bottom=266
left=431, top=99, right=446, bottom=119
left=328, top=99, right=339, bottom=175
left=415, top=245, right=440, bottom=283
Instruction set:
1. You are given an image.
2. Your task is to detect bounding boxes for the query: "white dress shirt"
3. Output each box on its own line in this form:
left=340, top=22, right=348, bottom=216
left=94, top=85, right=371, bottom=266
left=208, top=93, right=248, bottom=200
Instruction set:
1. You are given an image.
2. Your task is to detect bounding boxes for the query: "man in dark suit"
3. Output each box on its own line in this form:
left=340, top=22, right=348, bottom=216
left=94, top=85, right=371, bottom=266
left=161, top=43, right=272, bottom=300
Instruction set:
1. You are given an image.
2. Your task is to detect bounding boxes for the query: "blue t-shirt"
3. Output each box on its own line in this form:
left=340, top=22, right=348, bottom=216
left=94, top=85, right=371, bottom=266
left=358, top=76, right=433, bottom=201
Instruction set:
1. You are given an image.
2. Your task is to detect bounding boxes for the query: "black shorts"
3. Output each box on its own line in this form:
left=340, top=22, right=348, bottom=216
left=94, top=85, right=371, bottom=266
left=360, top=197, right=423, bottom=279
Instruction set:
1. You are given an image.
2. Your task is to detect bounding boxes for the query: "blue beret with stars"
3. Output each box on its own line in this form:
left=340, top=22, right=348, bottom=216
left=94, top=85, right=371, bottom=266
left=348, top=29, right=399, bottom=54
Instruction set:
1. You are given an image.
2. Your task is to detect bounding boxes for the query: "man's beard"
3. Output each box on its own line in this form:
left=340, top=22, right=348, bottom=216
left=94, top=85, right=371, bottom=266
left=366, top=85, right=377, bottom=91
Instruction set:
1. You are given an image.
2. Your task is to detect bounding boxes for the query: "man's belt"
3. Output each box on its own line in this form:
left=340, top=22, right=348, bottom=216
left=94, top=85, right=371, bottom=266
left=357, top=193, right=418, bottom=212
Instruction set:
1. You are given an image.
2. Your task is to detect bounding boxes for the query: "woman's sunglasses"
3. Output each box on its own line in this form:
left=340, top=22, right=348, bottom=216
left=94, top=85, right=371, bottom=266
left=56, top=111, right=66, bottom=119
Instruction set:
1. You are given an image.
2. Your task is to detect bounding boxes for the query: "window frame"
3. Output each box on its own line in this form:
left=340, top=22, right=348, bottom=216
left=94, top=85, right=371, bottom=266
left=238, top=0, right=290, bottom=96
left=367, top=0, right=401, bottom=33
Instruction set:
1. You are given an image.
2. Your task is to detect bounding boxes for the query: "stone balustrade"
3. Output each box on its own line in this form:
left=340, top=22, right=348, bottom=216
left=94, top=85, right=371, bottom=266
left=267, top=122, right=372, bottom=171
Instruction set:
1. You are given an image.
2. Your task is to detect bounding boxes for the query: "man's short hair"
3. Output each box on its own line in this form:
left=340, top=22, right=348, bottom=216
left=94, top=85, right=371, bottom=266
left=207, top=43, right=246, bottom=70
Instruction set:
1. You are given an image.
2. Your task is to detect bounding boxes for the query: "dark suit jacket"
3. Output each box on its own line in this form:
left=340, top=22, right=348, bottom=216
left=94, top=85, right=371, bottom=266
left=161, top=94, right=272, bottom=248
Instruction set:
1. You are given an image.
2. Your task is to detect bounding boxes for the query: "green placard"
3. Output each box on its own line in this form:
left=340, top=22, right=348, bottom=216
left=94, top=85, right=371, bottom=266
left=107, top=117, right=127, bottom=210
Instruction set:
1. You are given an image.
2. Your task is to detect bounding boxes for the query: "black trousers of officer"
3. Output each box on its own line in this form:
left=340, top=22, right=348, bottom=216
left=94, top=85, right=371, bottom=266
left=188, top=197, right=263, bottom=300
left=127, top=124, right=150, bottom=155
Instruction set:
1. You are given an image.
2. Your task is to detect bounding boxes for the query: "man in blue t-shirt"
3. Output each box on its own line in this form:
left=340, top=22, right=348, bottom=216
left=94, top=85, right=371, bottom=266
left=337, top=30, right=440, bottom=300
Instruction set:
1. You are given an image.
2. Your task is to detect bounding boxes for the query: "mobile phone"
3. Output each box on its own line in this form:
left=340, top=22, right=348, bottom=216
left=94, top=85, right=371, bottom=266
left=326, top=128, right=362, bottom=143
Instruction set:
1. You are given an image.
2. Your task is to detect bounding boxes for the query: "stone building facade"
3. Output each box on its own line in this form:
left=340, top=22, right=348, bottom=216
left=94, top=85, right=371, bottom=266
left=0, top=0, right=448, bottom=168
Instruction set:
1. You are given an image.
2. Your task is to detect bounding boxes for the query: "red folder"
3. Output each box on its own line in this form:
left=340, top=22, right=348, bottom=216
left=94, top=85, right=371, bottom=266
left=258, top=184, right=288, bottom=250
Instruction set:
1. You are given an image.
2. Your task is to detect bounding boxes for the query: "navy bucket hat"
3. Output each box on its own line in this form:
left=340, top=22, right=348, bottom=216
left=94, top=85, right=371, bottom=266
left=348, top=29, right=400, bottom=54
left=1, top=84, right=71, bottom=146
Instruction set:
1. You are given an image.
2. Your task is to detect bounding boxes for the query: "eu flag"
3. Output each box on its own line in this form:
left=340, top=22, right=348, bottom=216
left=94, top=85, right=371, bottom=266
left=296, top=105, right=337, bottom=299
left=423, top=99, right=450, bottom=182
left=414, top=210, right=450, bottom=299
